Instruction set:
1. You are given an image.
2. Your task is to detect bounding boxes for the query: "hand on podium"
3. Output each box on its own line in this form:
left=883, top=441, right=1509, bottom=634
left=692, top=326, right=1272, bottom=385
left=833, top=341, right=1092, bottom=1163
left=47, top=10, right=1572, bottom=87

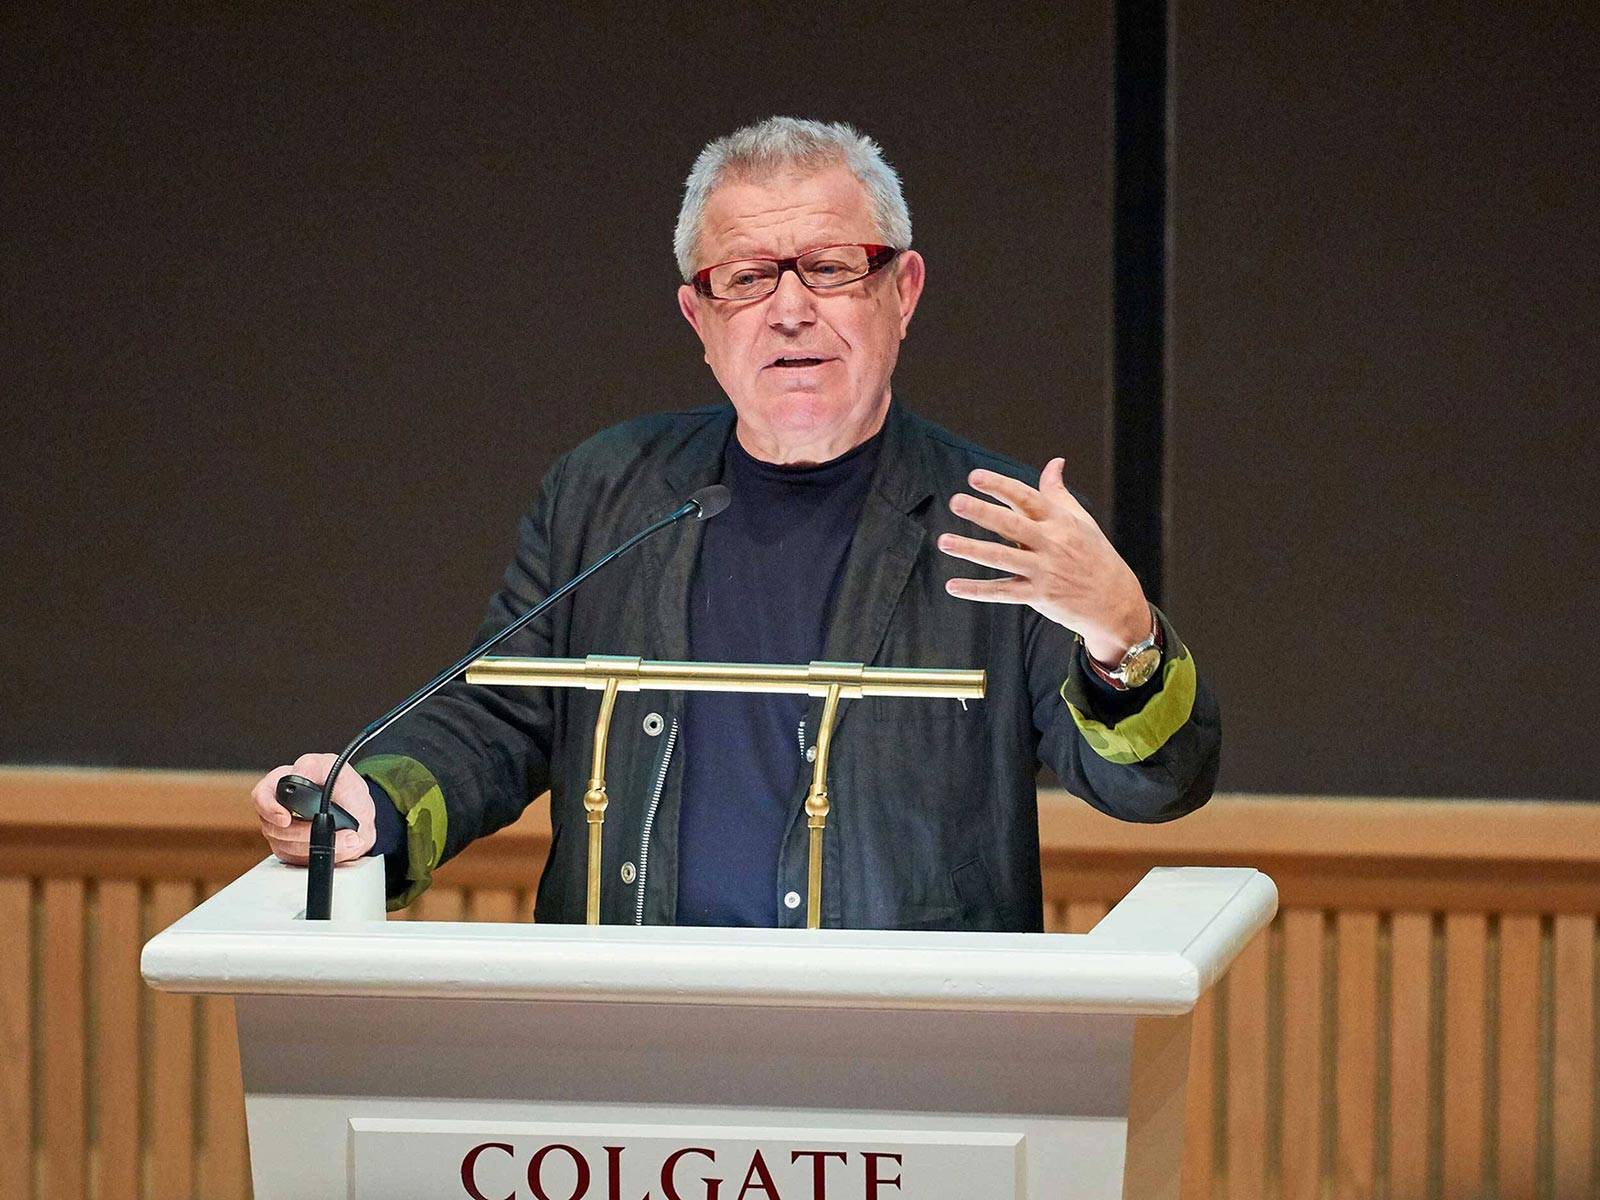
left=250, top=754, right=377, bottom=866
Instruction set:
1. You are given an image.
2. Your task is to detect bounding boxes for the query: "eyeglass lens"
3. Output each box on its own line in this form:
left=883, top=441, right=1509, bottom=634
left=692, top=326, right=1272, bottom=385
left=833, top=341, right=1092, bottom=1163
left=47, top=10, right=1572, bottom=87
left=707, top=245, right=877, bottom=300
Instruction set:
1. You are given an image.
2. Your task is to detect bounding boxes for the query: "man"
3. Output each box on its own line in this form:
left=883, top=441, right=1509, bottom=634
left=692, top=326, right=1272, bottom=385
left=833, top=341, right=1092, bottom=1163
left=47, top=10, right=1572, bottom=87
left=252, top=117, right=1219, bottom=930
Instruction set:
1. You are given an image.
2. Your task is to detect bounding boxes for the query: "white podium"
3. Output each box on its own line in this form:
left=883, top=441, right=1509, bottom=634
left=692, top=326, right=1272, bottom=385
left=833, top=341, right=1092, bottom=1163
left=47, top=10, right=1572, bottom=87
left=142, top=860, right=1275, bottom=1200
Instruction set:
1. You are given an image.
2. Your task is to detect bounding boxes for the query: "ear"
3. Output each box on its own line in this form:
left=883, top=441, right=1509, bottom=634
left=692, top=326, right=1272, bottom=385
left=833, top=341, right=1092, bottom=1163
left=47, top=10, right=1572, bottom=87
left=677, top=283, right=707, bottom=344
left=892, top=250, right=926, bottom=338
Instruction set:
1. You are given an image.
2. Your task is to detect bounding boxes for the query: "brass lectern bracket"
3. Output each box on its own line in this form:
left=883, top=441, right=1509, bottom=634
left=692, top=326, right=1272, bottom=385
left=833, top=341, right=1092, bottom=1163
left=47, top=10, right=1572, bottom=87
left=463, top=655, right=986, bottom=928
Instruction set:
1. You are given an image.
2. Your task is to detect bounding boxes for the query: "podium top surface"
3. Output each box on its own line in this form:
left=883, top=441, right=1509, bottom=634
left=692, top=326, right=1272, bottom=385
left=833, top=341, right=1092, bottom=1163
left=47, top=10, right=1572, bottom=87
left=142, top=861, right=1275, bottom=1015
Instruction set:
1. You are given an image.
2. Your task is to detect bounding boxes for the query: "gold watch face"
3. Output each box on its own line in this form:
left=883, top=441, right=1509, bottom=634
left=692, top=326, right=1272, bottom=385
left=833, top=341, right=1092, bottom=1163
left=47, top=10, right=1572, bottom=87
left=1122, top=646, right=1162, bottom=689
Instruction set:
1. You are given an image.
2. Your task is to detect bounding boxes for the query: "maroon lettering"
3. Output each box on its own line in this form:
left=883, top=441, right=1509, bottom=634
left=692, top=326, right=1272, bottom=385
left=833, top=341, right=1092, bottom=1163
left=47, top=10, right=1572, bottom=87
left=789, top=1150, right=847, bottom=1200
left=604, top=1146, right=627, bottom=1200
left=528, top=1143, right=592, bottom=1200
left=661, top=1146, right=720, bottom=1200
left=862, top=1153, right=902, bottom=1198
left=734, top=1148, right=782, bottom=1199
left=461, top=1142, right=516, bottom=1200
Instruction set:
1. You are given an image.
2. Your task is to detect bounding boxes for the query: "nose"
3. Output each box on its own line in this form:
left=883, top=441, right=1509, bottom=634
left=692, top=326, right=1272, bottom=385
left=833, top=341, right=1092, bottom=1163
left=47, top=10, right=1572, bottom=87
left=765, top=265, right=817, bottom=332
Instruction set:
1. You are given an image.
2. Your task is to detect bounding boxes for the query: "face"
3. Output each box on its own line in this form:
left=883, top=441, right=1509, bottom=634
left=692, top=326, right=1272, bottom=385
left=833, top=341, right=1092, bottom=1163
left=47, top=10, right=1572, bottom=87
left=677, top=164, right=925, bottom=463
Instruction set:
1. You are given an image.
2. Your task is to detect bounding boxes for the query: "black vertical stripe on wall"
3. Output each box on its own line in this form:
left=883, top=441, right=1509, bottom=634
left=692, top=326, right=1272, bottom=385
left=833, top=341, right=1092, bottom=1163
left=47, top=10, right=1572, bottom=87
left=1110, top=0, right=1168, bottom=605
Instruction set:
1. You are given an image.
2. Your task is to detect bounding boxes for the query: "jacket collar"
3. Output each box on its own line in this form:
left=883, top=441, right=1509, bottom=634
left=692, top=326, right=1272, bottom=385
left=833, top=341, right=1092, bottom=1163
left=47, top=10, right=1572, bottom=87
left=660, top=399, right=936, bottom=517
left=650, top=399, right=934, bottom=741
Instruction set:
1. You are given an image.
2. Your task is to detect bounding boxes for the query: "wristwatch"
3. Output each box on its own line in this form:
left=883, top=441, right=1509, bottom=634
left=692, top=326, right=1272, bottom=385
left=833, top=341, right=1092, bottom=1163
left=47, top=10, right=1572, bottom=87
left=1083, top=606, right=1163, bottom=691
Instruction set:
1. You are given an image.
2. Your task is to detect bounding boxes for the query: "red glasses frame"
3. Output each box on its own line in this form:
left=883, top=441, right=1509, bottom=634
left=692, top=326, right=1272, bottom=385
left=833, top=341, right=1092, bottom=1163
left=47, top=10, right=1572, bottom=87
left=691, top=243, right=900, bottom=299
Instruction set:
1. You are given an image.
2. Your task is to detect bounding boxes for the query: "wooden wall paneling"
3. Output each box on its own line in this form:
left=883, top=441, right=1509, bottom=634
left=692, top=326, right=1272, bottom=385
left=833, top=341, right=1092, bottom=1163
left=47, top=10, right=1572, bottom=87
left=1497, top=913, right=1542, bottom=1200
left=468, top=887, right=522, bottom=923
left=198, top=885, right=248, bottom=1200
left=1278, top=909, right=1324, bottom=1200
left=1067, top=900, right=1109, bottom=935
left=6, top=774, right=1600, bottom=1198
left=93, top=879, right=143, bottom=1200
left=1180, top=985, right=1217, bottom=1200
left=1551, top=914, right=1596, bottom=1200
left=41, top=878, right=86, bottom=1200
left=1333, top=912, right=1378, bottom=1200
left=414, top=885, right=465, bottom=923
left=148, top=881, right=198, bottom=1200
left=0, top=877, right=35, bottom=1200
left=1387, top=911, right=1433, bottom=1200
left=1042, top=900, right=1067, bottom=932
left=1442, top=912, right=1488, bottom=1199
left=1225, top=929, right=1270, bottom=1200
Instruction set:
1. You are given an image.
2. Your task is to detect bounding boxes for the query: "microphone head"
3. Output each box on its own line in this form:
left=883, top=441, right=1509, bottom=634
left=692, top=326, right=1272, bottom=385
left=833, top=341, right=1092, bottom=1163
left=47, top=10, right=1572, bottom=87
left=688, top=484, right=731, bottom=521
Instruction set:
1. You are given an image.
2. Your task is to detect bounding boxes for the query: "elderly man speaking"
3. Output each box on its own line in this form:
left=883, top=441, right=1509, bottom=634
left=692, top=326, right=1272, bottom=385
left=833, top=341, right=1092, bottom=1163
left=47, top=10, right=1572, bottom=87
left=251, top=117, right=1219, bottom=930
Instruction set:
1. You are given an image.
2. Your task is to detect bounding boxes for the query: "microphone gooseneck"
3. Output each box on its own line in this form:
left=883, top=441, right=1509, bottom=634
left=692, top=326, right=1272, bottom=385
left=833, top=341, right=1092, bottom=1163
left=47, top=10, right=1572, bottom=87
left=304, top=486, right=731, bottom=920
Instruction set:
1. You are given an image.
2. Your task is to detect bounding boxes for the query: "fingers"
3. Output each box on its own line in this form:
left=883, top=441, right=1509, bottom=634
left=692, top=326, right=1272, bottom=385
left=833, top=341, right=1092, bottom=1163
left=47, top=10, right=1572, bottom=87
left=251, top=765, right=296, bottom=829
left=292, top=752, right=337, bottom=782
left=967, top=469, right=1048, bottom=519
left=948, top=492, right=1032, bottom=543
left=1039, top=456, right=1067, bottom=493
left=944, top=574, right=1030, bottom=604
left=262, top=827, right=309, bottom=864
left=1038, top=457, right=1093, bottom=521
left=937, top=532, right=1032, bottom=576
left=261, top=826, right=366, bottom=865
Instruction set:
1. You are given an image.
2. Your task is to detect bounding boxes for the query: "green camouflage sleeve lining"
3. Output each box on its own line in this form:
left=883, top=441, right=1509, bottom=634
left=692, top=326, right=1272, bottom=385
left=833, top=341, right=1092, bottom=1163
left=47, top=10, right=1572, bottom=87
left=354, top=753, right=448, bottom=910
left=1059, top=606, right=1199, bottom=765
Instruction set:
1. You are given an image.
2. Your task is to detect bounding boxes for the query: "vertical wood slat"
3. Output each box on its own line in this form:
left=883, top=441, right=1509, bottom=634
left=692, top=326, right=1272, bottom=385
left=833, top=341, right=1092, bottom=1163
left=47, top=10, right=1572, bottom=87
left=94, top=880, right=143, bottom=1200
left=41, top=879, right=86, bottom=1200
left=414, top=885, right=465, bottom=923
left=469, top=887, right=522, bottom=923
left=1552, top=914, right=1596, bottom=1200
left=1333, top=912, right=1378, bottom=1200
left=1442, top=912, right=1488, bottom=1200
left=1388, top=911, right=1433, bottom=1200
left=0, top=878, right=34, bottom=1200
left=198, top=995, right=247, bottom=1200
left=198, top=885, right=248, bottom=1200
left=1497, top=913, right=1542, bottom=1200
left=1066, top=900, right=1108, bottom=935
left=1225, top=929, right=1270, bottom=1200
left=149, top=881, right=199, bottom=1200
left=1279, top=910, right=1324, bottom=1200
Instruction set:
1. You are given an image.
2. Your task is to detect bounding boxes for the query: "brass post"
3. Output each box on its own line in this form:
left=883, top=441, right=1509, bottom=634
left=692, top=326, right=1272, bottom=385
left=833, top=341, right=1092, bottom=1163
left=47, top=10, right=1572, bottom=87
left=583, top=675, right=622, bottom=925
left=804, top=681, right=844, bottom=930
left=461, top=654, right=986, bottom=931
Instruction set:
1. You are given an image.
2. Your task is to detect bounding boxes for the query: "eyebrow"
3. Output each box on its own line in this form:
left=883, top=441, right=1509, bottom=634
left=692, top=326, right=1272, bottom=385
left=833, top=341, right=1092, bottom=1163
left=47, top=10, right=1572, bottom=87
left=710, top=241, right=852, bottom=264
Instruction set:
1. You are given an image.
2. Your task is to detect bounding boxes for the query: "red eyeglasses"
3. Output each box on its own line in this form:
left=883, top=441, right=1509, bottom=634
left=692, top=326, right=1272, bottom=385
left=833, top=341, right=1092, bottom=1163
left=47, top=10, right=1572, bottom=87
left=692, top=243, right=900, bottom=300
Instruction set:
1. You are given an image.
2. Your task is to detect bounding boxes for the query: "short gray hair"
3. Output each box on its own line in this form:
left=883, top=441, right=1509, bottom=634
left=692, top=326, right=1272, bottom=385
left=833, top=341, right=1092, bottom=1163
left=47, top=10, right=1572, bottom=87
left=673, top=116, right=912, bottom=281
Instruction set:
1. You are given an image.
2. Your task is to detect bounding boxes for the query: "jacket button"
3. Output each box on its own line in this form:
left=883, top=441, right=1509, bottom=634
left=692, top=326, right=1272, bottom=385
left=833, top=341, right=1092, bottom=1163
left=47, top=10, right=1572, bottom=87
left=642, top=713, right=664, bottom=736
left=804, top=745, right=817, bottom=763
left=783, top=891, right=801, bottom=909
left=620, top=862, right=637, bottom=884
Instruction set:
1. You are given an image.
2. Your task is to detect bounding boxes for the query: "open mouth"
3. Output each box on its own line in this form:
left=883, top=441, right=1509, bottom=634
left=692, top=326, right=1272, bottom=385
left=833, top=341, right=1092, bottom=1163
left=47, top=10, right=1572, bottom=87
left=769, top=356, right=832, bottom=369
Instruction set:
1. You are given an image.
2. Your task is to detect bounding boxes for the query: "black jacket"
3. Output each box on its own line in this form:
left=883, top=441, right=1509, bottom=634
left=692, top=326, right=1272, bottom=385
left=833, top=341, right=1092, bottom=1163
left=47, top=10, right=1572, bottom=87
left=360, top=402, right=1220, bottom=930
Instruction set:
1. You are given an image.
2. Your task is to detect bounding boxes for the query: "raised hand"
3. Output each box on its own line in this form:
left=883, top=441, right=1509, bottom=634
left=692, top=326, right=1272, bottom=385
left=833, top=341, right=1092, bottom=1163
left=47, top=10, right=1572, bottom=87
left=938, top=458, right=1151, bottom=665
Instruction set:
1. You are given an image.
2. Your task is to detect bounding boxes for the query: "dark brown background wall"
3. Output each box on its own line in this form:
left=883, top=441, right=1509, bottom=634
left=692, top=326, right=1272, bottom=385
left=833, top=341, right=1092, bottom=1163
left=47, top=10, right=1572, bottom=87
left=0, top=6, right=1110, bottom=767
left=2, top=5, right=1594, bottom=799
left=1167, top=5, right=1598, bottom=798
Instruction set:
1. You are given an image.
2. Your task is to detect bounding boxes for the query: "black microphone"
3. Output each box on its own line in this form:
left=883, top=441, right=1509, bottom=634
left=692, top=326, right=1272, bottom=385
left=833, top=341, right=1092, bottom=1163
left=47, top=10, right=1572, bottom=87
left=303, top=483, right=731, bottom=920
